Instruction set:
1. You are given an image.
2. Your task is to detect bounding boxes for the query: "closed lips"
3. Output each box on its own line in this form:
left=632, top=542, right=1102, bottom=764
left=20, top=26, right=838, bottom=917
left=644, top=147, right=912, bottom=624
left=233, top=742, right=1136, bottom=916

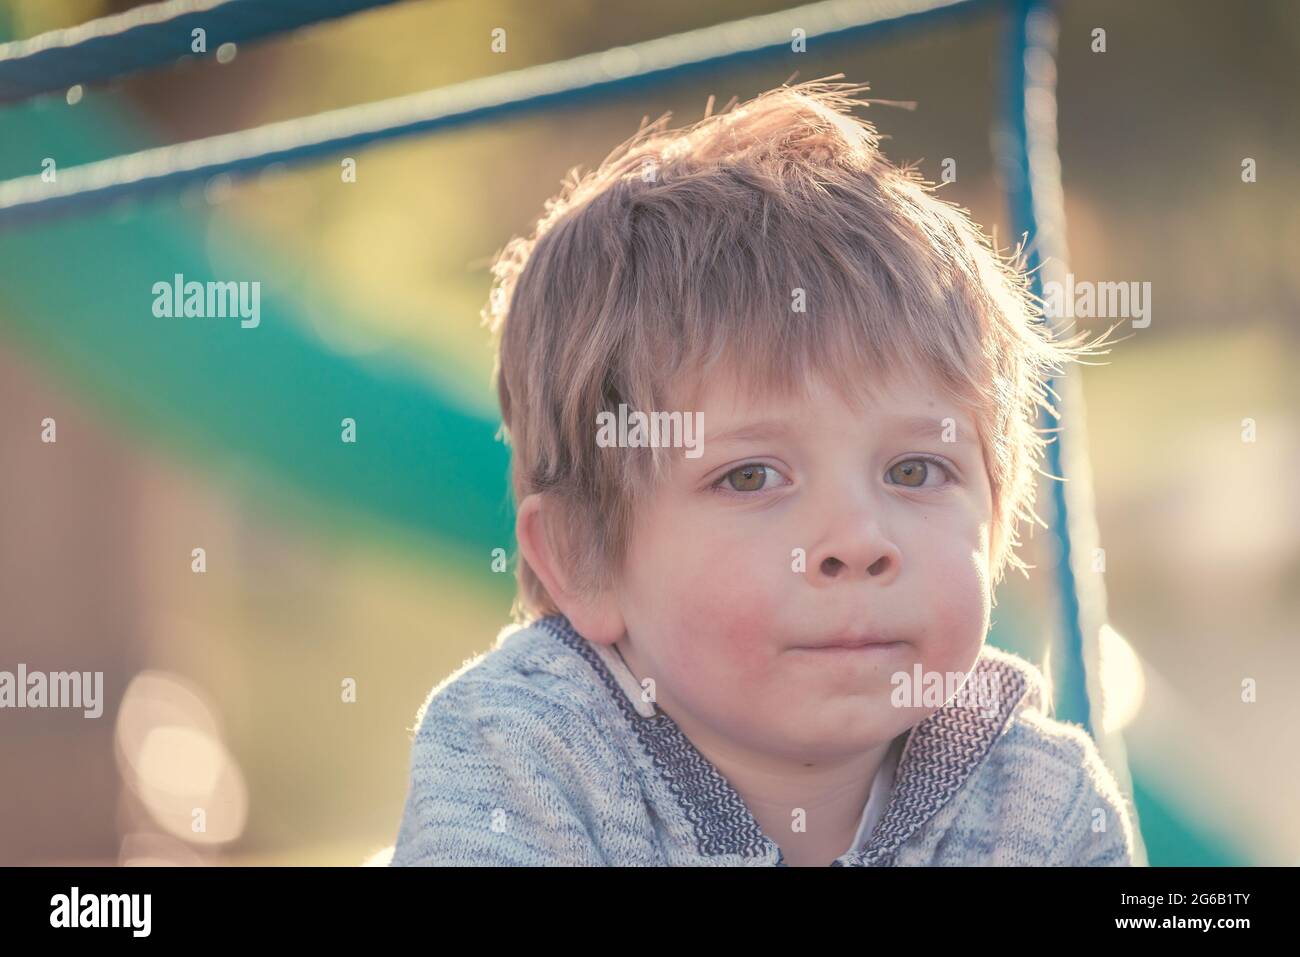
left=798, top=635, right=901, bottom=649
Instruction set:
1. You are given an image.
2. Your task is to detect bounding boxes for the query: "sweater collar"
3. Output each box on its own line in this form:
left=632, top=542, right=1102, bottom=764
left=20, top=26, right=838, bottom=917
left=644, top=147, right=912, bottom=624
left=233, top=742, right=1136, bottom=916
left=534, top=614, right=1042, bottom=865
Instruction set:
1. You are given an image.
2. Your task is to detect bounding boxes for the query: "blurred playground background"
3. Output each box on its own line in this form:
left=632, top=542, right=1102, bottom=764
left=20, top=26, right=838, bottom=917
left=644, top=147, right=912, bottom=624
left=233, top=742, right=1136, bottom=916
left=0, top=0, right=1297, bottom=865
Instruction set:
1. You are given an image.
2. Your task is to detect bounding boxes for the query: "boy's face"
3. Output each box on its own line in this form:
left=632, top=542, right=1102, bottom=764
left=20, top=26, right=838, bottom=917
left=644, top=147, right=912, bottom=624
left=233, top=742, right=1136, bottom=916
left=611, top=361, right=995, bottom=763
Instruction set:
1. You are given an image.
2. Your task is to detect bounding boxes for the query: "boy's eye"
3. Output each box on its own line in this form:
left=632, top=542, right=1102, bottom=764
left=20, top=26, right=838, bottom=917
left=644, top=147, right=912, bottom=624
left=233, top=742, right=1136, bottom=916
left=711, top=458, right=954, bottom=495
left=720, top=463, right=782, bottom=493
left=887, top=457, right=950, bottom=488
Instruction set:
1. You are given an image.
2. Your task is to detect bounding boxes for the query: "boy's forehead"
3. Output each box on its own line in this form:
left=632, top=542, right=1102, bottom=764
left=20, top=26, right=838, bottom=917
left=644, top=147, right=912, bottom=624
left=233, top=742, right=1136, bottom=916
left=671, top=359, right=970, bottom=427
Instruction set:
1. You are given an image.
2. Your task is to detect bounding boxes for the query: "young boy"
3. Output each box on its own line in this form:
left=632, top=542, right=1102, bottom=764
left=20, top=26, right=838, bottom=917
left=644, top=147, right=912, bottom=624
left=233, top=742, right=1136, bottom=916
left=390, top=79, right=1136, bottom=867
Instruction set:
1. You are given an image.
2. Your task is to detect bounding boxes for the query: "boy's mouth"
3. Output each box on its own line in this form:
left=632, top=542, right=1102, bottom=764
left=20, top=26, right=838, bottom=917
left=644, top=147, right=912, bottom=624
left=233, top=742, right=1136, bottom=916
left=791, top=631, right=904, bottom=652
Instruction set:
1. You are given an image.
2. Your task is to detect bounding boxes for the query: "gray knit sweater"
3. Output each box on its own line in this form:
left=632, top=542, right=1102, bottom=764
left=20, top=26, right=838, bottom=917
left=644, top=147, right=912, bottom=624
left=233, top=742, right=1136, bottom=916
left=391, top=614, right=1138, bottom=866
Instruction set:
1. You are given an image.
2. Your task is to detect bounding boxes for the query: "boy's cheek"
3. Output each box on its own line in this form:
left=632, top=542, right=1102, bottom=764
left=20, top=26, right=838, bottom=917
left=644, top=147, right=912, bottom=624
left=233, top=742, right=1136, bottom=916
left=654, top=578, right=786, bottom=679
left=920, top=559, right=990, bottom=670
left=621, top=539, right=767, bottom=670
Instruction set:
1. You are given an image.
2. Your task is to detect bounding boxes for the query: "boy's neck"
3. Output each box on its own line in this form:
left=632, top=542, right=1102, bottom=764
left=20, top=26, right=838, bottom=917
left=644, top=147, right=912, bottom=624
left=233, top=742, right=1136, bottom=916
left=695, top=724, right=894, bottom=866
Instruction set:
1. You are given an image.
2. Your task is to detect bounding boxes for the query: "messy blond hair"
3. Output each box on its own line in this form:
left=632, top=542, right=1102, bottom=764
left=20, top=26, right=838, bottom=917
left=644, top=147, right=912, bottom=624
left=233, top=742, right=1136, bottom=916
left=484, top=77, right=1119, bottom=625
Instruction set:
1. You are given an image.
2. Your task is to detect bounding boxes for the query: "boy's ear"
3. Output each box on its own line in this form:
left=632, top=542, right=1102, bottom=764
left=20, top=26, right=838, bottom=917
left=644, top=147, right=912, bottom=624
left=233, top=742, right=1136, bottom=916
left=515, top=492, right=625, bottom=645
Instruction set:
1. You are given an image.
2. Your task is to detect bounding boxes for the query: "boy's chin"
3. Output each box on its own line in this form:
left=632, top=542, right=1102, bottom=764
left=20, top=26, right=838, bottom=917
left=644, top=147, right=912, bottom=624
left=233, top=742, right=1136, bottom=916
left=760, top=716, right=907, bottom=761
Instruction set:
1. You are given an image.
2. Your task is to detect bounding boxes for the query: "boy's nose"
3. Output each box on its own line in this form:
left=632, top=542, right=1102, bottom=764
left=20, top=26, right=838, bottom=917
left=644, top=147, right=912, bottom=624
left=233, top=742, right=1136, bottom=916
left=805, top=522, right=901, bottom=587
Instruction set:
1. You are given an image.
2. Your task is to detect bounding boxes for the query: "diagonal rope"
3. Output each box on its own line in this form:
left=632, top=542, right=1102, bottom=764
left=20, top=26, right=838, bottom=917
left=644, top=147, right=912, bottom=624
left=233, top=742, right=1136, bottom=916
left=0, top=0, right=991, bottom=228
left=0, top=0, right=402, bottom=105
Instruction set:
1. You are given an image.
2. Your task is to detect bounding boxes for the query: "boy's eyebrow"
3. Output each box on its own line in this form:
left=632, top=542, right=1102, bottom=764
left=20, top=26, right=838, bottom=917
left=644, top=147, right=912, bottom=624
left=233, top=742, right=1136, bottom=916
left=885, top=414, right=978, bottom=446
left=705, top=414, right=977, bottom=448
left=706, top=419, right=795, bottom=446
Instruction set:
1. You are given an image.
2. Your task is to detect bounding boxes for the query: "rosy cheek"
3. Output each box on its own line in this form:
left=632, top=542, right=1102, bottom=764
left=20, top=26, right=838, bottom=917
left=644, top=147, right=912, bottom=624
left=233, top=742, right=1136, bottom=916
left=924, top=553, right=989, bottom=666
left=667, top=583, right=779, bottom=680
left=720, top=613, right=778, bottom=674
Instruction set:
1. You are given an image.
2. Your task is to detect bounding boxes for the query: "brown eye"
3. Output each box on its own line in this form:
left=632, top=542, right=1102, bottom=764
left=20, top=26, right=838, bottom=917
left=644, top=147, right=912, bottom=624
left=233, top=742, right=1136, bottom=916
left=726, top=464, right=770, bottom=492
left=888, top=459, right=929, bottom=487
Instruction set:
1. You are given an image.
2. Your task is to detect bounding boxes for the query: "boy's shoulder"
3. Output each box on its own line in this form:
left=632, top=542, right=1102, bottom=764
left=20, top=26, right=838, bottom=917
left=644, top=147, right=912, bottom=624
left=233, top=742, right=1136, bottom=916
left=407, top=617, right=615, bottom=734
left=390, top=618, right=644, bottom=866
left=927, top=644, right=1138, bottom=866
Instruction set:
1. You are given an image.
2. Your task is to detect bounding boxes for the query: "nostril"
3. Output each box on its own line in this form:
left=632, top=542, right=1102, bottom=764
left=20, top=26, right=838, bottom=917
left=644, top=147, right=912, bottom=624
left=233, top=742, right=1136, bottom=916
left=820, top=557, right=845, bottom=577
left=867, top=556, right=889, bottom=576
